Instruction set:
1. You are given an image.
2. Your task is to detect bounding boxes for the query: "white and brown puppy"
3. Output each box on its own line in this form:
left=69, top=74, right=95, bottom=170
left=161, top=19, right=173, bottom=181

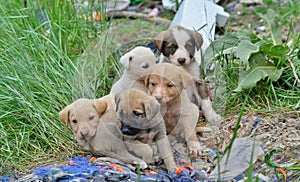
left=143, top=63, right=202, bottom=155
left=114, top=89, right=177, bottom=172
left=59, top=95, right=149, bottom=169
left=110, top=46, right=156, bottom=94
left=154, top=26, right=222, bottom=122
left=154, top=26, right=203, bottom=80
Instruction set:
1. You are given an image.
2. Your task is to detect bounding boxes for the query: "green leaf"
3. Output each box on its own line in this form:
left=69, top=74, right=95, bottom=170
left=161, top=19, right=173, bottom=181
left=264, top=148, right=283, bottom=168
left=234, top=53, right=283, bottom=92
left=260, top=43, right=289, bottom=58
left=235, top=40, right=260, bottom=66
left=264, top=148, right=300, bottom=171
left=204, top=33, right=239, bottom=69
left=257, top=9, right=282, bottom=45
left=236, top=30, right=261, bottom=43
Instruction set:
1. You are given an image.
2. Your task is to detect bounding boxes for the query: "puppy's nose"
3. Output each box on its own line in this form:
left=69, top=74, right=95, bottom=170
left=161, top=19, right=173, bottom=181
left=155, top=95, right=163, bottom=101
left=177, top=58, right=186, bottom=65
left=80, top=130, right=89, bottom=138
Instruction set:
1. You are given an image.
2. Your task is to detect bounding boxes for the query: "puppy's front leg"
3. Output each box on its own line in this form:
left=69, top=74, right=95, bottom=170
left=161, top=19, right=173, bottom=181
left=92, top=123, right=148, bottom=169
left=196, top=81, right=222, bottom=122
left=125, top=140, right=154, bottom=164
left=181, top=105, right=202, bottom=155
left=186, top=129, right=202, bottom=155
left=155, top=135, right=177, bottom=173
left=200, top=99, right=222, bottom=122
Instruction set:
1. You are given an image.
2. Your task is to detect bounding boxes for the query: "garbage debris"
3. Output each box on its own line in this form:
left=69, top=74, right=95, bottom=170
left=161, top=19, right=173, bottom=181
left=170, top=0, right=230, bottom=52
left=74, top=0, right=131, bottom=13
left=209, top=137, right=264, bottom=180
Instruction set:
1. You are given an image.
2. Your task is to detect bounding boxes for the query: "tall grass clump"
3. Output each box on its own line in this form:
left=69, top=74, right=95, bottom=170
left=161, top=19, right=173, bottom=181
left=0, top=0, right=113, bottom=175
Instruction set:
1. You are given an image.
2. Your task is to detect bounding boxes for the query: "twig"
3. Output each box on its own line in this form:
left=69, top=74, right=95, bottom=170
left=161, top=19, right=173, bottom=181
left=288, top=59, right=300, bottom=84
left=106, top=11, right=171, bottom=25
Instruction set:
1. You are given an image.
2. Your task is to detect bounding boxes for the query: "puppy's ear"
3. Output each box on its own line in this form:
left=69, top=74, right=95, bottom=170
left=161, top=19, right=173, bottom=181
left=180, top=69, right=192, bottom=89
left=120, top=52, right=134, bottom=69
left=191, top=30, right=203, bottom=50
left=59, top=104, right=72, bottom=126
left=142, top=72, right=150, bottom=87
left=154, top=31, right=166, bottom=52
left=142, top=97, right=160, bottom=120
left=94, top=99, right=107, bottom=116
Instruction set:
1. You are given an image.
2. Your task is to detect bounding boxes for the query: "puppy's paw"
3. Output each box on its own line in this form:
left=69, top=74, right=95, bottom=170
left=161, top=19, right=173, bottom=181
left=205, top=112, right=222, bottom=122
left=133, top=159, right=148, bottom=169
left=164, top=156, right=177, bottom=173
left=187, top=141, right=202, bottom=156
left=201, top=99, right=223, bottom=122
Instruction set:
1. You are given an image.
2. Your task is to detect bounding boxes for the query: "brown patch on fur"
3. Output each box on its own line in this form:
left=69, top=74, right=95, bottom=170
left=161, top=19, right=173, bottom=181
left=196, top=81, right=209, bottom=99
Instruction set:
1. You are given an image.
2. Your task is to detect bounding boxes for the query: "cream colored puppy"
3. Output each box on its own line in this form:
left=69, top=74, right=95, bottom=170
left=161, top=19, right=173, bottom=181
left=110, top=46, right=156, bottom=94
left=143, top=63, right=202, bottom=155
left=59, top=95, right=148, bottom=168
left=59, top=95, right=113, bottom=150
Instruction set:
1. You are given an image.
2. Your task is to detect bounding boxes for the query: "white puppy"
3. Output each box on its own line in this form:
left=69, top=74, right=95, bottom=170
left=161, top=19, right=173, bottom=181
left=110, top=46, right=156, bottom=94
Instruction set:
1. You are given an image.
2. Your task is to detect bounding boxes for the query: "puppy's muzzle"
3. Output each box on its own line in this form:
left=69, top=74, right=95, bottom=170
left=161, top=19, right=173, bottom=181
left=177, top=58, right=186, bottom=65
left=121, top=121, right=141, bottom=136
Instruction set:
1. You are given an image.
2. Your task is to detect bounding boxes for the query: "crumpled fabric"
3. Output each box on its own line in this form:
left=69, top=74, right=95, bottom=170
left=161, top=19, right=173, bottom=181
left=13, top=156, right=211, bottom=182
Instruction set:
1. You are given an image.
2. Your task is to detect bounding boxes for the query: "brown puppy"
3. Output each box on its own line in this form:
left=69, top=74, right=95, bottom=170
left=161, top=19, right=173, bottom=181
left=154, top=26, right=222, bottom=122
left=110, top=46, right=156, bottom=94
left=114, top=89, right=177, bottom=172
left=143, top=63, right=202, bottom=155
left=59, top=95, right=149, bottom=169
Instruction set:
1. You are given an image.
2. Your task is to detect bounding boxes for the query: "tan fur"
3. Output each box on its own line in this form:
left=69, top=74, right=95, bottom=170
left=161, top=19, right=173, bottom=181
left=154, top=26, right=222, bottom=122
left=114, top=89, right=177, bottom=172
left=58, top=95, right=113, bottom=149
left=143, top=63, right=202, bottom=155
left=110, top=46, right=156, bottom=94
left=58, top=95, right=149, bottom=169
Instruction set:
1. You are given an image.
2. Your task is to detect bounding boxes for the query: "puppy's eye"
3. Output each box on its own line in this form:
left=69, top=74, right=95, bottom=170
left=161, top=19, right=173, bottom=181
left=167, top=44, right=177, bottom=52
left=72, top=119, right=78, bottom=124
left=142, top=64, right=149, bottom=69
left=167, top=83, right=174, bottom=88
left=89, top=116, right=95, bottom=120
left=150, top=82, right=156, bottom=87
left=133, top=110, right=143, bottom=118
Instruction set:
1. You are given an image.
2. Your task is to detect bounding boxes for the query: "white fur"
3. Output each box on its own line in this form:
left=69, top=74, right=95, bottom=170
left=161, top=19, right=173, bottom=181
left=110, top=46, right=156, bottom=94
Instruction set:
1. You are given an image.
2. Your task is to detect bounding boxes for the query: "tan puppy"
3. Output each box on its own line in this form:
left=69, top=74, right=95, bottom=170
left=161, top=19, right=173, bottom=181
left=59, top=95, right=148, bottom=168
left=143, top=63, right=202, bottom=155
left=114, top=89, right=177, bottom=172
left=154, top=26, right=222, bottom=122
left=110, top=46, right=156, bottom=94
left=59, top=95, right=113, bottom=150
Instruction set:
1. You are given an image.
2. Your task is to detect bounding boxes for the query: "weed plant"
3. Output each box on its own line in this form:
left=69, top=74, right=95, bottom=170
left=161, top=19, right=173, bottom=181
left=0, top=0, right=113, bottom=174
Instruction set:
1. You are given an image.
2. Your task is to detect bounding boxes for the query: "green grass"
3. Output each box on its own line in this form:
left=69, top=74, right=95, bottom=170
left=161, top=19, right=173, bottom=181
left=0, top=0, right=299, bottom=178
left=0, top=0, right=108, bottom=174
